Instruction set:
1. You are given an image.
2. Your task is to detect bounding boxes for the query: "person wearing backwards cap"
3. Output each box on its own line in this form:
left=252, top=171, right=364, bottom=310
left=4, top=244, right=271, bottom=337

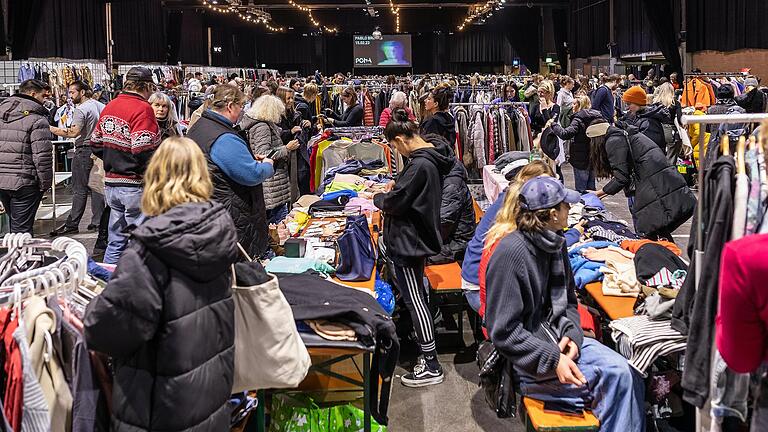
left=91, top=66, right=161, bottom=264
left=620, top=85, right=669, bottom=152
left=484, top=175, right=645, bottom=432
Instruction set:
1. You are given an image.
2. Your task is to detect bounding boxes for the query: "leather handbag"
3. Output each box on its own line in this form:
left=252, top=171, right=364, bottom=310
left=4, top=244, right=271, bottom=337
left=476, top=340, right=517, bottom=419
left=231, top=259, right=311, bottom=392
left=335, top=215, right=376, bottom=281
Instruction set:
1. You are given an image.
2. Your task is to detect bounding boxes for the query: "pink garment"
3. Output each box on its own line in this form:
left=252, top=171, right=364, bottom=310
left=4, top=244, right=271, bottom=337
left=487, top=112, right=496, bottom=165
left=716, top=234, right=768, bottom=373
left=345, top=197, right=377, bottom=215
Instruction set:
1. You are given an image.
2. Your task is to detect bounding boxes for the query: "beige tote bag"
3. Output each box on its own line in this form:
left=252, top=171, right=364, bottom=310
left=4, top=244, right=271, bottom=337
left=231, top=265, right=311, bottom=393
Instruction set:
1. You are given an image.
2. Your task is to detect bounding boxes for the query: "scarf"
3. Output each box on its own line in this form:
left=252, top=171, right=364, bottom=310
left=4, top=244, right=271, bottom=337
left=523, top=229, right=568, bottom=323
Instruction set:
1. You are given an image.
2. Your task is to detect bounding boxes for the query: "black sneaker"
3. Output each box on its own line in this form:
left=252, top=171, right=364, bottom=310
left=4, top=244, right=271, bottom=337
left=401, top=358, right=444, bottom=388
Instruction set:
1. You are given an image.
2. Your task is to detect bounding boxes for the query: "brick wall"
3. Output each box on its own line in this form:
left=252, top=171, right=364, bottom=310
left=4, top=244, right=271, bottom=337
left=691, top=49, right=768, bottom=81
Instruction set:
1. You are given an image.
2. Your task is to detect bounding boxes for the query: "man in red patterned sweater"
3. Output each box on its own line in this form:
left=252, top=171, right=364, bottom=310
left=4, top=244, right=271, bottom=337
left=91, top=67, right=160, bottom=264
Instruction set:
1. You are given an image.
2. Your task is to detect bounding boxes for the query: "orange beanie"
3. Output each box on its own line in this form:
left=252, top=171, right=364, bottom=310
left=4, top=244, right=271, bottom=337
left=622, top=86, right=647, bottom=106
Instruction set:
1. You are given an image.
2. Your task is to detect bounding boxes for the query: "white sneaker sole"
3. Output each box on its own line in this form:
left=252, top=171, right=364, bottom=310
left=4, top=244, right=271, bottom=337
left=400, top=374, right=445, bottom=388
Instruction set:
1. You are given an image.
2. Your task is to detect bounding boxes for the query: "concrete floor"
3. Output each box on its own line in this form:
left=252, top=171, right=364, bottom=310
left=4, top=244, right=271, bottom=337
left=39, top=162, right=694, bottom=432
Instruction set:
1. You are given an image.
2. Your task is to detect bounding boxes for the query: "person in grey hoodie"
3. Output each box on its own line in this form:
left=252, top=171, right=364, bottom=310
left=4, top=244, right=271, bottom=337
left=484, top=176, right=645, bottom=432
left=0, top=79, right=53, bottom=234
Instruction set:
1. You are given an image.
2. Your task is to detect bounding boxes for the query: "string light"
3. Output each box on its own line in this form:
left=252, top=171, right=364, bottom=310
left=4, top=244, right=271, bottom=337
left=202, top=0, right=284, bottom=32
left=457, top=0, right=504, bottom=31
left=389, top=0, right=400, bottom=33
left=288, top=0, right=339, bottom=33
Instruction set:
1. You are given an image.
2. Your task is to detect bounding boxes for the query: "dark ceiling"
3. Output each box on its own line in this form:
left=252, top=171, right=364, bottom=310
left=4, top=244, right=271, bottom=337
left=163, top=0, right=567, bottom=34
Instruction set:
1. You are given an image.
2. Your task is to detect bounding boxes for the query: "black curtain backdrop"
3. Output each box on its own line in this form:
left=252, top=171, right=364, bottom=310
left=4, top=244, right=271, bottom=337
left=166, top=11, right=182, bottom=65
left=9, top=0, right=46, bottom=59
left=112, top=0, right=166, bottom=62
left=688, top=0, right=768, bottom=52
left=500, top=7, right=541, bottom=72
left=177, top=10, right=206, bottom=66
left=639, top=0, right=682, bottom=75
left=552, top=8, right=569, bottom=70
left=27, top=0, right=106, bottom=59
left=615, top=0, right=657, bottom=57
left=0, top=0, right=7, bottom=54
left=568, top=0, right=609, bottom=58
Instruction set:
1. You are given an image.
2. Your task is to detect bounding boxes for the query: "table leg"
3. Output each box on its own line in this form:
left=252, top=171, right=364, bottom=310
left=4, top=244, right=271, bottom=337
left=363, top=352, right=371, bottom=432
left=256, top=389, right=266, bottom=432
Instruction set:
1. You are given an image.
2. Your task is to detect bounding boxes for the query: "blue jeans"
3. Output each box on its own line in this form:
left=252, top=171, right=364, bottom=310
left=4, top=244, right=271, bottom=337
left=104, top=186, right=145, bottom=264
left=519, top=338, right=646, bottom=432
left=463, top=290, right=480, bottom=313
left=266, top=203, right=289, bottom=225
left=572, top=168, right=596, bottom=193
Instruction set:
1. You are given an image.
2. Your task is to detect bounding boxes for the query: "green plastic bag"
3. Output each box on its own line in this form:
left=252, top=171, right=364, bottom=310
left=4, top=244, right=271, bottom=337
left=269, top=394, right=386, bottom=432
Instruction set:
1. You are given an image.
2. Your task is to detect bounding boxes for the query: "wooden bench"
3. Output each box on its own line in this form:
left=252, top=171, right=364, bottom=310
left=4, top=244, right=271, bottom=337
left=584, top=282, right=635, bottom=321
left=425, top=262, right=469, bottom=346
left=523, top=397, right=599, bottom=431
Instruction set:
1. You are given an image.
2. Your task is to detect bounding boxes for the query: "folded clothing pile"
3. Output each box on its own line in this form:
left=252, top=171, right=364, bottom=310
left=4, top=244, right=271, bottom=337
left=610, top=314, right=687, bottom=376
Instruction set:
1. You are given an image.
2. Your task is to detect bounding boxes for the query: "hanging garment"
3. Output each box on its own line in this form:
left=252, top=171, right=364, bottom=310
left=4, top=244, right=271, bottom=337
left=672, top=155, right=735, bottom=408
left=13, top=324, right=50, bottom=432
left=24, top=296, right=73, bottom=432
left=1, top=310, right=22, bottom=431
left=471, top=108, right=486, bottom=169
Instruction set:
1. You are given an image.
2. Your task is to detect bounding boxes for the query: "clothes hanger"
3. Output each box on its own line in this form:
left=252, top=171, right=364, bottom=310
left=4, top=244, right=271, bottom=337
left=721, top=135, right=730, bottom=156
left=737, top=136, right=747, bottom=175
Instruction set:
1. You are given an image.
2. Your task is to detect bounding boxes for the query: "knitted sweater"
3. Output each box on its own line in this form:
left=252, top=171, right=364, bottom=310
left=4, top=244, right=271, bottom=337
left=91, top=92, right=160, bottom=187
left=484, top=231, right=583, bottom=379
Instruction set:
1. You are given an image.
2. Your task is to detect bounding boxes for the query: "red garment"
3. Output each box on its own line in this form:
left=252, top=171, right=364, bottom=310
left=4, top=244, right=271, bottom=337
left=363, top=92, right=375, bottom=126
left=0, top=310, right=22, bottom=432
left=90, top=93, right=160, bottom=186
left=620, top=239, right=681, bottom=256
left=377, top=107, right=416, bottom=128
left=716, top=234, right=768, bottom=373
left=309, top=144, right=320, bottom=192
left=487, top=112, right=496, bottom=165
left=478, top=240, right=500, bottom=338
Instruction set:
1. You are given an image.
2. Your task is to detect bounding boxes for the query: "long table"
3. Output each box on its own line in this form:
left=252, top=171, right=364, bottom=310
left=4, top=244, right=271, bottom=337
left=256, top=214, right=380, bottom=432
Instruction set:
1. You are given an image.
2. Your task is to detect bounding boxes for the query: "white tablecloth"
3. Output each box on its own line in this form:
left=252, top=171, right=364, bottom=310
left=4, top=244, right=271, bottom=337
left=482, top=164, right=510, bottom=203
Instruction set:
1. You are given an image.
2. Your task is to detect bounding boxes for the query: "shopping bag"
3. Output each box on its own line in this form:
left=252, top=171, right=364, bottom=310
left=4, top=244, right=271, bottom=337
left=231, top=261, right=311, bottom=392
left=333, top=404, right=387, bottom=432
left=335, top=215, right=375, bottom=281
left=269, top=394, right=337, bottom=432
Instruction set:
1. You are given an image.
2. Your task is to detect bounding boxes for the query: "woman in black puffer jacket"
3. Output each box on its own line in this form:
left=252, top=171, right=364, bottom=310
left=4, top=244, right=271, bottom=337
left=588, top=122, right=696, bottom=240
left=85, top=137, right=239, bottom=432
left=548, top=95, right=603, bottom=193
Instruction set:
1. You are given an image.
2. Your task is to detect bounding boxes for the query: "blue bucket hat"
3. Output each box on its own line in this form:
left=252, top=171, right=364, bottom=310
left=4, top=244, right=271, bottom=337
left=519, top=176, right=581, bottom=211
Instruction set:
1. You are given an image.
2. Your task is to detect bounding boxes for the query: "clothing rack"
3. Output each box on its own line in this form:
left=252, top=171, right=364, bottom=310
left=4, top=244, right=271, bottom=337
left=326, top=126, right=384, bottom=134
left=683, top=72, right=744, bottom=77
left=449, top=102, right=529, bottom=106
left=679, top=112, right=768, bottom=431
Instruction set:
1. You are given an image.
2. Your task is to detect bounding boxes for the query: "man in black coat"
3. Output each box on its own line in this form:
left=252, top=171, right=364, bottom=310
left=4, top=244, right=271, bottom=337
left=621, top=85, right=669, bottom=152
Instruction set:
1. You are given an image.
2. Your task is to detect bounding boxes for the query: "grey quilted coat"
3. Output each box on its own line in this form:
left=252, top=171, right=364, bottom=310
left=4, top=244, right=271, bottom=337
left=240, top=114, right=291, bottom=210
left=0, top=94, right=53, bottom=191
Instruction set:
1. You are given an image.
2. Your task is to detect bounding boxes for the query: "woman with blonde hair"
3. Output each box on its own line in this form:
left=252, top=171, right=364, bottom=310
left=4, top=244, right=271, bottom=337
left=241, top=94, right=295, bottom=223
left=85, top=136, right=239, bottom=431
left=460, top=160, right=554, bottom=314
left=378, top=91, right=416, bottom=127
left=546, top=94, right=604, bottom=192
left=296, top=82, right=319, bottom=123
left=531, top=79, right=560, bottom=136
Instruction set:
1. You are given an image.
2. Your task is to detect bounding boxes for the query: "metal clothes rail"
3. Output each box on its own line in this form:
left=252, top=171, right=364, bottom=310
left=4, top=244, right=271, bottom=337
left=449, top=101, right=529, bottom=106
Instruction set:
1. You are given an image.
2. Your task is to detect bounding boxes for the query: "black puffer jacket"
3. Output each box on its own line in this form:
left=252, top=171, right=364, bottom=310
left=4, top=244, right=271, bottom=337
left=603, top=126, right=696, bottom=237
left=550, top=108, right=603, bottom=170
left=84, top=201, right=239, bottom=432
left=428, top=134, right=476, bottom=263
left=420, top=111, right=456, bottom=149
left=0, top=94, right=53, bottom=191
left=622, top=103, right=669, bottom=151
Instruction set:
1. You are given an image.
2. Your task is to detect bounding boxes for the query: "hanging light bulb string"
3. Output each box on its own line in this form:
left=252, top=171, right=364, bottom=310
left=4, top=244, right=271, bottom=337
left=389, top=0, right=401, bottom=33
left=202, top=0, right=284, bottom=32
left=457, top=0, right=505, bottom=31
left=288, top=0, right=339, bottom=33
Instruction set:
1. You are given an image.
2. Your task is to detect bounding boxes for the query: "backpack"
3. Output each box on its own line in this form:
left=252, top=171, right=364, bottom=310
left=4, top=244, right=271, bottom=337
left=476, top=340, right=517, bottom=418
